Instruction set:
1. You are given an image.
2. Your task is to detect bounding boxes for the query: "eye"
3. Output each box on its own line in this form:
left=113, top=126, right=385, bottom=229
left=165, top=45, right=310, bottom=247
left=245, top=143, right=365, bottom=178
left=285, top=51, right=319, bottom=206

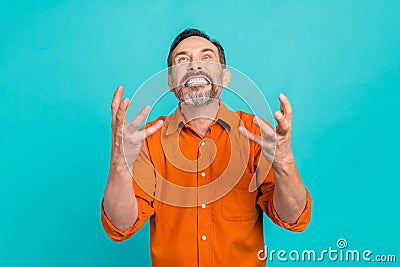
left=203, top=54, right=212, bottom=60
left=177, top=56, right=189, bottom=63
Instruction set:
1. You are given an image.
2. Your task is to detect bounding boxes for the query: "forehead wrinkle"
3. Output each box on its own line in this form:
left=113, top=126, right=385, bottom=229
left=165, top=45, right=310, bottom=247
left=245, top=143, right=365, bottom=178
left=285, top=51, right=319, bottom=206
left=174, top=37, right=218, bottom=55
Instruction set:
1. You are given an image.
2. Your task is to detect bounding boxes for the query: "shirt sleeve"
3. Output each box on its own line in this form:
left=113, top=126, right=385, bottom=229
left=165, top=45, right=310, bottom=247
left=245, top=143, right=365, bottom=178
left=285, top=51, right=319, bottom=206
left=101, top=139, right=156, bottom=242
left=255, top=157, right=312, bottom=232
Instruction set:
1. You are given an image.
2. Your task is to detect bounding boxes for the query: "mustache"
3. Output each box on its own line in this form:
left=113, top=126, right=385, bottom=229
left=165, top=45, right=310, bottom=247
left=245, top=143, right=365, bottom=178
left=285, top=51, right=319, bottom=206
left=179, top=70, right=213, bottom=86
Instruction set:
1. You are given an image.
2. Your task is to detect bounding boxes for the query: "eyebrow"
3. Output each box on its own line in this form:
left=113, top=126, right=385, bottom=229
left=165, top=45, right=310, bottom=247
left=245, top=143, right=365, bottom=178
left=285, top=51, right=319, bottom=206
left=174, top=48, right=217, bottom=58
left=200, top=48, right=217, bottom=54
left=174, top=51, right=190, bottom=58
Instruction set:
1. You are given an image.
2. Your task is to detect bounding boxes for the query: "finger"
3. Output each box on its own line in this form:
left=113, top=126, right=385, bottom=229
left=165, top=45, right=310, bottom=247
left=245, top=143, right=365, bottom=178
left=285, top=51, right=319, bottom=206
left=239, top=126, right=263, bottom=146
left=115, top=98, right=130, bottom=129
left=111, top=85, right=124, bottom=124
left=274, top=111, right=289, bottom=132
left=128, top=105, right=152, bottom=131
left=125, top=119, right=164, bottom=145
left=141, top=120, right=164, bottom=139
left=278, top=93, right=293, bottom=120
left=253, top=116, right=275, bottom=138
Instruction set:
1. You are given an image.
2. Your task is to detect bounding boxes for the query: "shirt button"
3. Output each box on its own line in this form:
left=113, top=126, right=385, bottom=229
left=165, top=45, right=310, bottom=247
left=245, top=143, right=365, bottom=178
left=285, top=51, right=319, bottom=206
left=201, top=235, right=207, bottom=241
left=201, top=172, right=206, bottom=177
left=201, top=204, right=206, bottom=208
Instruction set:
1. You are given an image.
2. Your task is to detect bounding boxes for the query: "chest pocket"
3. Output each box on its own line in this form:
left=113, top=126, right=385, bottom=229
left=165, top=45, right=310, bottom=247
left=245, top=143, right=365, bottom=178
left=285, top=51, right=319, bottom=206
left=221, top=173, right=260, bottom=221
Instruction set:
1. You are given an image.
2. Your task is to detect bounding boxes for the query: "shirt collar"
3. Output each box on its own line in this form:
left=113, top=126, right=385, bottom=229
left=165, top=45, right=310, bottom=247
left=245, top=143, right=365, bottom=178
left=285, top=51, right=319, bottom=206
left=165, top=101, right=239, bottom=136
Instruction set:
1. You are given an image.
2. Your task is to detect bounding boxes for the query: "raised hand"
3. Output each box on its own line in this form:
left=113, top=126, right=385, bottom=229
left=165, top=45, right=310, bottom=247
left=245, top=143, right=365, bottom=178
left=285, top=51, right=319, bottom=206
left=104, top=85, right=163, bottom=232
left=110, top=85, right=163, bottom=167
left=239, top=93, right=307, bottom=224
left=239, top=93, right=294, bottom=167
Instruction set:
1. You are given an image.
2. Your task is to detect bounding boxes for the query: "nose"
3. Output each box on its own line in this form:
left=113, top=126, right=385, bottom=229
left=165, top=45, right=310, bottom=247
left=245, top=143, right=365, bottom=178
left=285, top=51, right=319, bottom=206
left=187, top=61, right=202, bottom=71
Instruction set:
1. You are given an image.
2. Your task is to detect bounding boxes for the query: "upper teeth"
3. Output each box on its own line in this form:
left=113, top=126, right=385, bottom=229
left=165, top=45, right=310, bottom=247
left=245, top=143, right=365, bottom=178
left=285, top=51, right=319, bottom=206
left=187, top=77, right=208, bottom=85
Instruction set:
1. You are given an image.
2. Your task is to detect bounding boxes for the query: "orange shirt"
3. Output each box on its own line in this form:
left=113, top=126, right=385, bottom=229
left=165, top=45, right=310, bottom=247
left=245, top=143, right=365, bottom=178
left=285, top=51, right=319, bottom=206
left=101, top=102, right=312, bottom=267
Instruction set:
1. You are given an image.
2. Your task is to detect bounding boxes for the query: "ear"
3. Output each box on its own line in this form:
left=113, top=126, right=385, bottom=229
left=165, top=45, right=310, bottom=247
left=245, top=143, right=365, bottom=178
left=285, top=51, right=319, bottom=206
left=222, top=68, right=231, bottom=88
left=168, top=74, right=174, bottom=92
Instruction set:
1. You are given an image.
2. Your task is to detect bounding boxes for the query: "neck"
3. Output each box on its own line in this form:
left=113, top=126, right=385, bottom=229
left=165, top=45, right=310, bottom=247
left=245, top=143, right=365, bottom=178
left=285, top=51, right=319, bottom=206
left=180, top=100, right=220, bottom=137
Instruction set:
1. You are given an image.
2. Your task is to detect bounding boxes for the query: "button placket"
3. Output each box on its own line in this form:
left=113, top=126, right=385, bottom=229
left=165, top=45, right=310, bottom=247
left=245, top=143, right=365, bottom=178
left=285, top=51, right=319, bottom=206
left=197, top=138, right=211, bottom=266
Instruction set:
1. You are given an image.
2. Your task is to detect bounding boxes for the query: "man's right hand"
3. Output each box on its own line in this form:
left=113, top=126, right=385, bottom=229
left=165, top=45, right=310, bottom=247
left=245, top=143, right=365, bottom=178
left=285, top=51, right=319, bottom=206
left=104, top=85, right=163, bottom=232
left=110, top=85, right=163, bottom=167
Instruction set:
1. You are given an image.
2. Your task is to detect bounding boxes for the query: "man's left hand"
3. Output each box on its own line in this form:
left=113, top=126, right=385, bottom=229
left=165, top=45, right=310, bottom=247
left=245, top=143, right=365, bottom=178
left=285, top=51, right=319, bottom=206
left=239, top=93, right=295, bottom=169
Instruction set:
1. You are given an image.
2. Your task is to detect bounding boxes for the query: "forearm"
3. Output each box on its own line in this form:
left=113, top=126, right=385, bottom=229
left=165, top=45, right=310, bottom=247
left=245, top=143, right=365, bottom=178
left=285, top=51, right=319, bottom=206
left=103, top=153, right=138, bottom=232
left=272, top=159, right=306, bottom=224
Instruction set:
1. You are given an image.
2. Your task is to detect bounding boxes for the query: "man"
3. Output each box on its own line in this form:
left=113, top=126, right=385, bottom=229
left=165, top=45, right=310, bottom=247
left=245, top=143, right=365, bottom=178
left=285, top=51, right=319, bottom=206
left=101, top=28, right=312, bottom=266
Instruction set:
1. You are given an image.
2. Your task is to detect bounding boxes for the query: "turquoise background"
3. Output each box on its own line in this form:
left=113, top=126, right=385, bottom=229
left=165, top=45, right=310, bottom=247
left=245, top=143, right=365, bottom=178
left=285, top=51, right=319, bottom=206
left=1, top=0, right=399, bottom=266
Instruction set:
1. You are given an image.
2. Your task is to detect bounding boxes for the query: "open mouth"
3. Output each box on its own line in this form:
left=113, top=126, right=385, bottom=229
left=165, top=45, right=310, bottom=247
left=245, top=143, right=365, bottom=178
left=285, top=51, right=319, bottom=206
left=183, top=75, right=211, bottom=87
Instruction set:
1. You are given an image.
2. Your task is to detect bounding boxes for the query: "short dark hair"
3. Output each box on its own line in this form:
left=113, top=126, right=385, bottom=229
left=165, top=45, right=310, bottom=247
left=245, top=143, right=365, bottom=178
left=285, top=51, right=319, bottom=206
left=167, top=28, right=226, bottom=68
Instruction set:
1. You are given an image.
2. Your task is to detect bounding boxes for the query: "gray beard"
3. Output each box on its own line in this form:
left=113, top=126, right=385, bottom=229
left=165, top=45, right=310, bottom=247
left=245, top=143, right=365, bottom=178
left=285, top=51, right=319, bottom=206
left=176, top=85, right=218, bottom=106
